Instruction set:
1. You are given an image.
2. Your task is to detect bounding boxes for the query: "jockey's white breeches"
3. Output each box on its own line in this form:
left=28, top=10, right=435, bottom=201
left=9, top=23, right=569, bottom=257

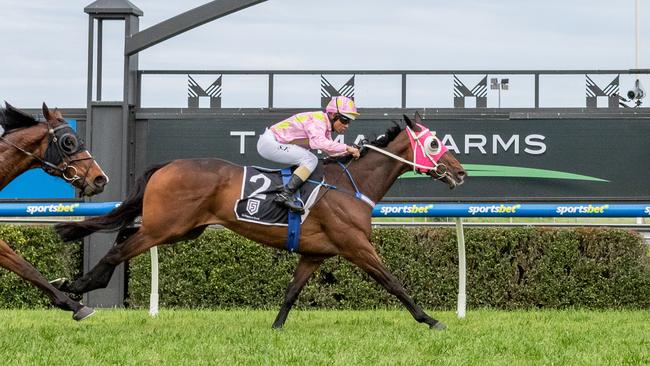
left=257, top=128, right=318, bottom=176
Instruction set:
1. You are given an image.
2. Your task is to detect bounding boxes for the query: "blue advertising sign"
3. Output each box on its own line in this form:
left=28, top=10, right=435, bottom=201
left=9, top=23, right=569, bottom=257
left=372, top=203, right=650, bottom=218
left=0, top=202, right=120, bottom=216
left=0, top=202, right=647, bottom=218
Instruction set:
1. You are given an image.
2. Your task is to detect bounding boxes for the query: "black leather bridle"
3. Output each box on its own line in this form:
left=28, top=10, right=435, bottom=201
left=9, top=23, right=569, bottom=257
left=0, top=120, right=94, bottom=187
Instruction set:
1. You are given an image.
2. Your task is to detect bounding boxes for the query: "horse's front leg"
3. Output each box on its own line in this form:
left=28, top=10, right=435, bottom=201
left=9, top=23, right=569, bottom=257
left=272, top=255, right=327, bottom=329
left=0, top=239, right=94, bottom=321
left=341, top=240, right=446, bottom=330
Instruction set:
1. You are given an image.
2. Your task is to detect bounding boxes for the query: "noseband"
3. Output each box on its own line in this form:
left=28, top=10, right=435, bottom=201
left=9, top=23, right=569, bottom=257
left=0, top=121, right=94, bottom=187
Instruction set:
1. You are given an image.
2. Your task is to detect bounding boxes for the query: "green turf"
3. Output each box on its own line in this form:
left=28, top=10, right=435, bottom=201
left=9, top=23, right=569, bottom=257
left=0, top=309, right=648, bottom=365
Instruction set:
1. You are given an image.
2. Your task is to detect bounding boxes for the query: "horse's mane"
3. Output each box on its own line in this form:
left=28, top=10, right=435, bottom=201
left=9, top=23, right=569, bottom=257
left=0, top=104, right=39, bottom=133
left=324, top=120, right=403, bottom=165
left=369, top=121, right=403, bottom=148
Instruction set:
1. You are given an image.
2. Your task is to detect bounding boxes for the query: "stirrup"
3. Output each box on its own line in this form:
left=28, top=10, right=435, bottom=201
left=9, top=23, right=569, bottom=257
left=274, top=193, right=304, bottom=214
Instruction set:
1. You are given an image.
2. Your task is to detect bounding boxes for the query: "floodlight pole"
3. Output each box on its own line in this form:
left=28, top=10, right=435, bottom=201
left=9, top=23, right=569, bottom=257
left=498, top=87, right=501, bottom=108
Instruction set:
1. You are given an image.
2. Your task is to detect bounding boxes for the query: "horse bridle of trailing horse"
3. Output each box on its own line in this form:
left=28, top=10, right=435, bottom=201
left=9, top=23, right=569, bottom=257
left=0, top=121, right=94, bottom=187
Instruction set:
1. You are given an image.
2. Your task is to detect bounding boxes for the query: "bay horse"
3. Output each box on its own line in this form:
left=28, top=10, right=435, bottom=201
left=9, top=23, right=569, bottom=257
left=0, top=102, right=108, bottom=320
left=53, top=112, right=465, bottom=329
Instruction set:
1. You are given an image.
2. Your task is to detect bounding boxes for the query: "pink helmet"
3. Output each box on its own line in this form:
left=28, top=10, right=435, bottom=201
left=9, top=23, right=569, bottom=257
left=325, top=96, right=360, bottom=120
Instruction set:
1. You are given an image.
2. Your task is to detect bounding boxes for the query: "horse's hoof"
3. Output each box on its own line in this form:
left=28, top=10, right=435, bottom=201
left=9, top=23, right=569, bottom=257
left=49, top=277, right=69, bottom=291
left=430, top=321, right=447, bottom=331
left=73, top=306, right=95, bottom=321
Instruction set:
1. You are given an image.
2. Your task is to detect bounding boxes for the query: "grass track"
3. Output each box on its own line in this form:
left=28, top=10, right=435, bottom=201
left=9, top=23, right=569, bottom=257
left=1, top=309, right=649, bottom=365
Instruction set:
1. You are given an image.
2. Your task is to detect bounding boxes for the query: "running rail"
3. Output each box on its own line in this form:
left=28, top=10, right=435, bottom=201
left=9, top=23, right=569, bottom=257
left=2, top=202, right=649, bottom=218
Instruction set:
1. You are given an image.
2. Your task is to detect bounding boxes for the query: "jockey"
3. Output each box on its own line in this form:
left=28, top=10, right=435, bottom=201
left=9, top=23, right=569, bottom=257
left=257, top=96, right=361, bottom=213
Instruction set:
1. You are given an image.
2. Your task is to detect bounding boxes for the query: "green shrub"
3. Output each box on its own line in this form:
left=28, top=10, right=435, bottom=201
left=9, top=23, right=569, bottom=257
left=0, top=225, right=647, bottom=310
left=127, top=227, right=650, bottom=310
left=0, top=225, right=83, bottom=308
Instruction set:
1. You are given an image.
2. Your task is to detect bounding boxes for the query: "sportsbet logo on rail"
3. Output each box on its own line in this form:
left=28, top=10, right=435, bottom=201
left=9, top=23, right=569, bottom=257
left=26, top=203, right=80, bottom=215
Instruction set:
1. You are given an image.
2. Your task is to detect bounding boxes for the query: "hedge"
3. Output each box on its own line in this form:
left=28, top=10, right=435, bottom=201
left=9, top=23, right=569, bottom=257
left=128, top=227, right=650, bottom=310
left=0, top=225, right=648, bottom=310
left=0, top=225, right=83, bottom=308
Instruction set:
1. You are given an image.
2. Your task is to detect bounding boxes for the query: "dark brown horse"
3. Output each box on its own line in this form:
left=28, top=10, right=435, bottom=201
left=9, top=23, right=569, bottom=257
left=54, top=112, right=465, bottom=329
left=0, top=102, right=108, bottom=320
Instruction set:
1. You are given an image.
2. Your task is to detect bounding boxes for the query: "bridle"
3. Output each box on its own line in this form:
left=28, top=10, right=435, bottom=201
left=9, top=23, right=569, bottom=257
left=0, top=120, right=94, bottom=187
left=361, top=125, right=450, bottom=180
left=315, top=123, right=453, bottom=208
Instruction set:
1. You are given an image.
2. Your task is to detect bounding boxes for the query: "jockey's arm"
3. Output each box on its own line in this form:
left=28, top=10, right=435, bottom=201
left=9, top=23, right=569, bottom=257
left=304, top=123, right=347, bottom=155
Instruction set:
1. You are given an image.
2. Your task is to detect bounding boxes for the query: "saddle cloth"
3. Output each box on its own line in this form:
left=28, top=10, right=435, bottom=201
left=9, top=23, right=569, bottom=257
left=234, top=165, right=324, bottom=226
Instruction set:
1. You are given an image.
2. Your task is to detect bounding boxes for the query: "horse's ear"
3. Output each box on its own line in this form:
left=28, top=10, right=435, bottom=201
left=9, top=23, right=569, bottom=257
left=42, top=103, right=52, bottom=120
left=53, top=107, right=64, bottom=120
left=414, top=111, right=423, bottom=124
left=5, top=101, right=18, bottom=113
left=403, top=114, right=420, bottom=131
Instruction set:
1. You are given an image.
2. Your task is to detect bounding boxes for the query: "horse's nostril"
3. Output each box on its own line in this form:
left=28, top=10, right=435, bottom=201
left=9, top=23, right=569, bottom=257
left=458, top=170, right=467, bottom=179
left=94, top=175, right=107, bottom=187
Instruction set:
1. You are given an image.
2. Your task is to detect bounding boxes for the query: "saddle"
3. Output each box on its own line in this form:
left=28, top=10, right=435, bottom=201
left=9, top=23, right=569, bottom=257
left=234, top=163, right=325, bottom=226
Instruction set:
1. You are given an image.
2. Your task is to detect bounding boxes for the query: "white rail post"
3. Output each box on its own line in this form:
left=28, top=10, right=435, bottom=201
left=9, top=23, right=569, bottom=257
left=149, top=246, right=159, bottom=317
left=455, top=217, right=467, bottom=318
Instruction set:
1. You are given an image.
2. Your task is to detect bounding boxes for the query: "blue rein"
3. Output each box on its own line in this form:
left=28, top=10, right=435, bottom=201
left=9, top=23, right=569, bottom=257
left=306, top=162, right=375, bottom=208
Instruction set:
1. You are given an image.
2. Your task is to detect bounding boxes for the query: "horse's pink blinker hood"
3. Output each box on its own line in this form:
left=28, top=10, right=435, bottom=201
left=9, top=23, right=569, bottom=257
left=406, top=123, right=448, bottom=174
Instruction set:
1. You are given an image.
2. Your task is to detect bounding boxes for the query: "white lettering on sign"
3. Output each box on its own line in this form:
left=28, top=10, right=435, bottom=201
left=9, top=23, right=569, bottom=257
left=228, top=131, right=547, bottom=156
left=230, top=131, right=256, bottom=154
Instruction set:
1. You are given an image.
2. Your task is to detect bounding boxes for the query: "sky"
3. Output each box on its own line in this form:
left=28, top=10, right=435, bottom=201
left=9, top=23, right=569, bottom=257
left=0, top=0, right=648, bottom=108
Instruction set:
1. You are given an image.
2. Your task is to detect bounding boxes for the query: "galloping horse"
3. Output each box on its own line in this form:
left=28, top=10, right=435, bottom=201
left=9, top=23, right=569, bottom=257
left=0, top=102, right=108, bottom=320
left=54, top=112, right=465, bottom=329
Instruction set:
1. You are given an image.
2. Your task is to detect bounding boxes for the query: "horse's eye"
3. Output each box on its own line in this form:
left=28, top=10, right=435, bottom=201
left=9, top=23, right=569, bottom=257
left=429, top=139, right=439, bottom=151
left=424, top=136, right=441, bottom=155
left=59, top=133, right=79, bottom=154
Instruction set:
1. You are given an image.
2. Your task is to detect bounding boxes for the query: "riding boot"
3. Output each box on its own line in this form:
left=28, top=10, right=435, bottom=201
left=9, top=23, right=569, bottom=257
left=274, top=173, right=305, bottom=214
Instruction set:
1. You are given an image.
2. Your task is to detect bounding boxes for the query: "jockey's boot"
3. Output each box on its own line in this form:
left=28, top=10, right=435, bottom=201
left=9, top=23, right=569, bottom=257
left=274, top=173, right=305, bottom=214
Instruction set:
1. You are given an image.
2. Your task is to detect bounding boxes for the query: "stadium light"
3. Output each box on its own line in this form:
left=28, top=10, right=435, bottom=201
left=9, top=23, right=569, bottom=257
left=490, top=77, right=509, bottom=108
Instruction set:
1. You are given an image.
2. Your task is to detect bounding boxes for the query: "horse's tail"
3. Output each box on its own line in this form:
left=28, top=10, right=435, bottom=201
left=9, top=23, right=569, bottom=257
left=55, top=162, right=171, bottom=242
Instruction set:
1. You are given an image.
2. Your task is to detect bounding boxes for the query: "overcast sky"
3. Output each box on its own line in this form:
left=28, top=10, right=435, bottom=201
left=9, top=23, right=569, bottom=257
left=1, top=0, right=648, bottom=108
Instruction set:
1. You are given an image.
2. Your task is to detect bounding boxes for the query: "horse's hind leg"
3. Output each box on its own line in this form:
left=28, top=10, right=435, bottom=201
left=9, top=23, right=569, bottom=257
left=342, top=241, right=446, bottom=330
left=60, top=225, right=209, bottom=295
left=61, top=228, right=157, bottom=294
left=53, top=227, right=139, bottom=294
left=0, top=239, right=93, bottom=321
left=272, top=255, right=327, bottom=329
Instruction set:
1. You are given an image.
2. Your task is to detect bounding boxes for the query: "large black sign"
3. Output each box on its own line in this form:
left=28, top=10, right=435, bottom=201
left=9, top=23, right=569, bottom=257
left=140, top=117, right=650, bottom=202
